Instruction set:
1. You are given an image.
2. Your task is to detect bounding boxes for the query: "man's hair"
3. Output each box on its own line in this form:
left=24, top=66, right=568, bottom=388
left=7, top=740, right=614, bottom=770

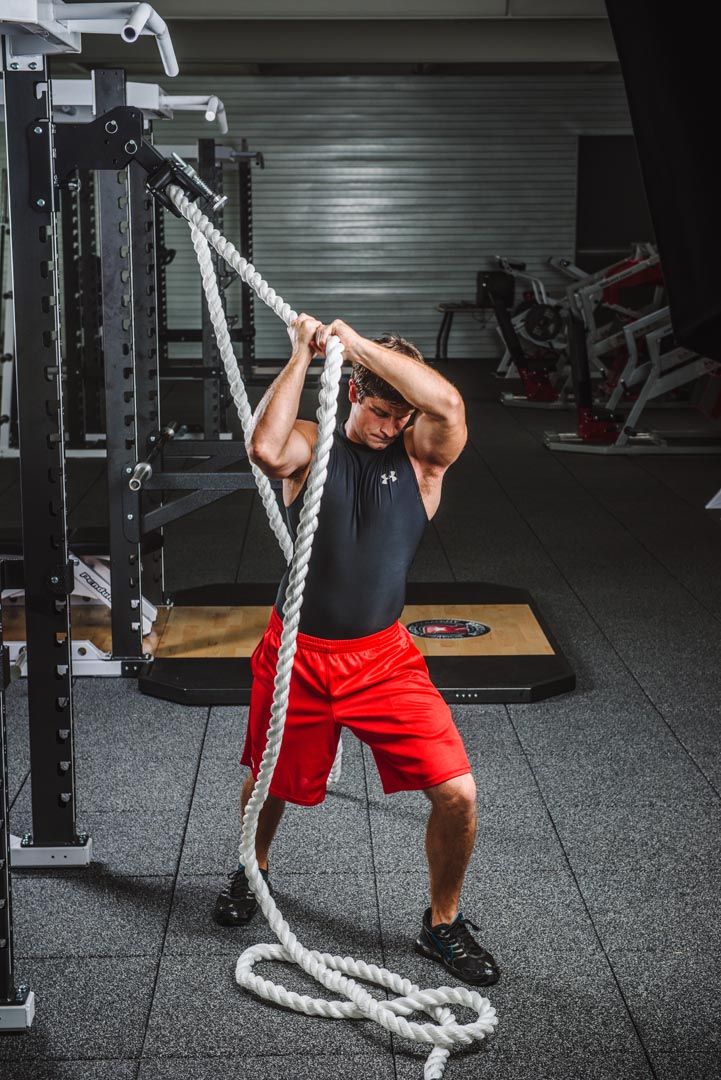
left=351, top=333, right=425, bottom=407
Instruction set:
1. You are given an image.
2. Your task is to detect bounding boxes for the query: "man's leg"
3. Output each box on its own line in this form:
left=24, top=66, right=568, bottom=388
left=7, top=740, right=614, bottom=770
left=239, top=770, right=286, bottom=870
left=213, top=774, right=286, bottom=927
left=424, top=772, right=477, bottom=925
left=417, top=770, right=500, bottom=984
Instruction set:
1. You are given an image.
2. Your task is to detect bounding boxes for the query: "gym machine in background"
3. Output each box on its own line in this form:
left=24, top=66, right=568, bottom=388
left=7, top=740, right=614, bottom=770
left=486, top=245, right=721, bottom=453
left=490, top=258, right=570, bottom=408
left=543, top=252, right=721, bottom=455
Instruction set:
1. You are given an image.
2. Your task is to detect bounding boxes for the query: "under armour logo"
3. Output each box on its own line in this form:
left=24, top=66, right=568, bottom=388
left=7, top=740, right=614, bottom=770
left=381, top=470, right=397, bottom=485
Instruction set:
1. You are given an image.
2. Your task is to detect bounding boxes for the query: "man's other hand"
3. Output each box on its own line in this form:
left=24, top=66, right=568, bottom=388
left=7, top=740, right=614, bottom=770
left=288, top=313, right=323, bottom=356
left=315, top=319, right=363, bottom=360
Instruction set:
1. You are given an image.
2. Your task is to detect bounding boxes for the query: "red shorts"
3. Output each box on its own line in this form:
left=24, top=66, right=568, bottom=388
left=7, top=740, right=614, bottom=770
left=241, top=607, right=471, bottom=806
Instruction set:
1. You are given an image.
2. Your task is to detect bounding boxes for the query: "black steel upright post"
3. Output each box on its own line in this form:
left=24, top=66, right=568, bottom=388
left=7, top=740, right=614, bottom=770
left=2, top=52, right=80, bottom=847
left=76, top=171, right=105, bottom=441
left=0, top=167, right=13, bottom=450
left=60, top=182, right=87, bottom=446
left=128, top=158, right=163, bottom=606
left=0, top=565, right=14, bottom=1004
left=0, top=169, right=6, bottom=299
left=198, top=138, right=222, bottom=438
left=154, top=200, right=170, bottom=368
left=0, top=561, right=31, bottom=1025
left=0, top=168, right=7, bottom=346
left=94, top=69, right=145, bottom=668
left=238, top=138, right=256, bottom=375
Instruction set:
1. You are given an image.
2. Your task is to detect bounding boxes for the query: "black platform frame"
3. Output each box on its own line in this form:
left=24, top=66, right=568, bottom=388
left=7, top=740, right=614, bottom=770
left=140, top=581, right=575, bottom=706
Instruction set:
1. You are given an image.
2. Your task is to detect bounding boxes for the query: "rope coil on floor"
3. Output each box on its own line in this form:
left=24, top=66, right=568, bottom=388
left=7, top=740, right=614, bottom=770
left=170, top=184, right=498, bottom=1079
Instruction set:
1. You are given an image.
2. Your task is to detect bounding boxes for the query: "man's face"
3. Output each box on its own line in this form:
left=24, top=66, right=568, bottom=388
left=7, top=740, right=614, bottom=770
left=349, top=383, right=414, bottom=448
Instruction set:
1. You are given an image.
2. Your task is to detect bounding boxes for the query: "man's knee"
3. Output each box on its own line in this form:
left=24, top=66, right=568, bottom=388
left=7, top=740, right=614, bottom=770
left=424, top=772, right=477, bottom=817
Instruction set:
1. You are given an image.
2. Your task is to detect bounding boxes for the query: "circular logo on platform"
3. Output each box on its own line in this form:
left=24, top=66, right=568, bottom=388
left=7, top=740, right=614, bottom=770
left=406, top=618, right=490, bottom=640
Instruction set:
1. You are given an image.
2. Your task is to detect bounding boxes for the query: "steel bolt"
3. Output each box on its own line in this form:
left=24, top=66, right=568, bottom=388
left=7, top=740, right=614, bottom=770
left=105, top=120, right=118, bottom=134
left=33, top=126, right=42, bottom=135
left=50, top=575, right=59, bottom=584
left=28, top=62, right=37, bottom=70
left=36, top=198, right=46, bottom=208
left=125, top=466, right=132, bottom=474
left=127, top=513, right=134, bottom=521
left=9, top=63, right=18, bottom=70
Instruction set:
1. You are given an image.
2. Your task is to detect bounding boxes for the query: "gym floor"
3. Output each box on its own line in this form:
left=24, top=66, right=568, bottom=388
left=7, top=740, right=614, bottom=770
left=1, top=363, right=720, bottom=1080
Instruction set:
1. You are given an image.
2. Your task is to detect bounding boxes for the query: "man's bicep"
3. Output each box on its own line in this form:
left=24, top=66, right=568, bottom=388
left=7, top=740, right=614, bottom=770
left=289, top=420, right=318, bottom=469
left=250, top=420, right=316, bottom=478
left=277, top=420, right=317, bottom=477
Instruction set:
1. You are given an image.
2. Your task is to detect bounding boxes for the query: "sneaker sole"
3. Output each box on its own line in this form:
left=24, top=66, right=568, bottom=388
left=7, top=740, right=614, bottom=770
left=212, top=902, right=258, bottom=927
left=212, top=913, right=255, bottom=927
left=414, top=938, right=501, bottom=987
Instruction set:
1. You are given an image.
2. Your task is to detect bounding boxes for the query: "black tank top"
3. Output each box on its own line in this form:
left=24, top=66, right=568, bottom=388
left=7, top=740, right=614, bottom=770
left=274, top=418, right=429, bottom=638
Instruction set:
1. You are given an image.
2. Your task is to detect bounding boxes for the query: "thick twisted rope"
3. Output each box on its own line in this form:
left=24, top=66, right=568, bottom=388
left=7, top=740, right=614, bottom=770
left=189, top=222, right=293, bottom=563
left=188, top=217, right=343, bottom=787
left=171, top=184, right=498, bottom=1078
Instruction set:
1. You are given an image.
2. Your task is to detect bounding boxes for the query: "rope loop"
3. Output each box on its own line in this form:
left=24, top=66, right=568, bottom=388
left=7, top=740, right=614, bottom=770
left=172, top=184, right=498, bottom=1078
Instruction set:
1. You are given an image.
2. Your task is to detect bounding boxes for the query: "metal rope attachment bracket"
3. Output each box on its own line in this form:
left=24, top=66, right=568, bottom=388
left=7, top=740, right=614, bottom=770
left=132, top=144, right=227, bottom=216
left=31, top=109, right=222, bottom=218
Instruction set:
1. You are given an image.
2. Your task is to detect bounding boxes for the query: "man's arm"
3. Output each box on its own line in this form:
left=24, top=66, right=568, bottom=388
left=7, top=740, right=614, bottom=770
left=316, top=319, right=467, bottom=469
left=247, top=313, right=320, bottom=479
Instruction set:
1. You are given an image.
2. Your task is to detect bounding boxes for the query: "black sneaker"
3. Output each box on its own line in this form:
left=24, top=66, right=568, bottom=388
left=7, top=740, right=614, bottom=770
left=213, top=865, right=272, bottom=927
left=415, top=907, right=501, bottom=986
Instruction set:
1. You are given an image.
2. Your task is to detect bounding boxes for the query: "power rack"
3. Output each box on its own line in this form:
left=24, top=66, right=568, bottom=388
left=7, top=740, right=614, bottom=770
left=1, top=41, right=234, bottom=876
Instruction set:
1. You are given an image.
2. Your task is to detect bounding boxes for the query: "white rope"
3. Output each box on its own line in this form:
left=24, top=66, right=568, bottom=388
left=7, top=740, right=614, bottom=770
left=188, top=223, right=293, bottom=563
left=171, top=184, right=498, bottom=1079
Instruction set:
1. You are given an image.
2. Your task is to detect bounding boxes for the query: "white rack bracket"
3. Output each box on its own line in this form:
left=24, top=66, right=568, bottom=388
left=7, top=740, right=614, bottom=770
left=7, top=640, right=124, bottom=677
left=10, top=832, right=93, bottom=868
left=0, top=2, right=179, bottom=77
left=0, top=989, right=35, bottom=1032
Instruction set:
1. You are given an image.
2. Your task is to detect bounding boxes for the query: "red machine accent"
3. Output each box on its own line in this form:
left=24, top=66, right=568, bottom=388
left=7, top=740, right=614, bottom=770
left=577, top=406, right=620, bottom=444
left=602, top=258, right=664, bottom=306
left=517, top=365, right=560, bottom=403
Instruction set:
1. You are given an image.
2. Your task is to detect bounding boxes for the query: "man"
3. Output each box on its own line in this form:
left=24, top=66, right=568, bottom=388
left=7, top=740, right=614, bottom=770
left=214, top=314, right=500, bottom=987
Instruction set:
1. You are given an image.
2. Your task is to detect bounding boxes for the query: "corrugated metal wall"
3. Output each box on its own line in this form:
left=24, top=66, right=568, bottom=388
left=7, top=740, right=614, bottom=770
left=2, top=73, right=632, bottom=359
